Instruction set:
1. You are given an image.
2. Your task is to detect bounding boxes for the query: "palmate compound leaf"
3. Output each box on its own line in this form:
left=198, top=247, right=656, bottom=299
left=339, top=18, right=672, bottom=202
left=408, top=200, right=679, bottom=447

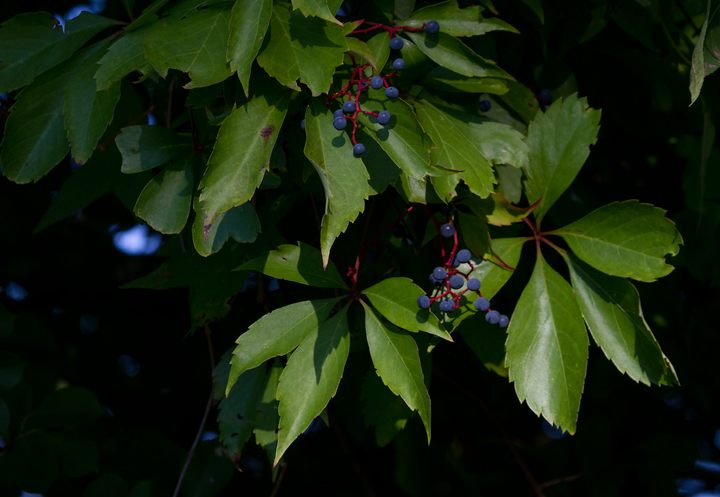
left=198, top=89, right=290, bottom=230
left=275, top=304, right=351, bottom=464
left=1, top=41, right=108, bottom=184
left=404, top=31, right=514, bottom=80
left=0, top=12, right=122, bottom=95
left=563, top=253, right=677, bottom=386
left=505, top=251, right=589, bottom=435
left=257, top=2, right=347, bottom=96
left=63, top=38, right=121, bottom=165
left=355, top=96, right=437, bottom=181
left=228, top=0, right=272, bottom=96
left=237, top=243, right=348, bottom=290
left=226, top=297, right=340, bottom=395
left=362, top=277, right=453, bottom=341
left=523, top=93, right=601, bottom=223
left=304, top=99, right=370, bottom=267
left=143, top=4, right=234, bottom=89
left=362, top=302, right=431, bottom=443
left=133, top=155, right=194, bottom=234
left=115, top=125, right=190, bottom=174
left=398, top=0, right=518, bottom=36
left=553, top=200, right=683, bottom=282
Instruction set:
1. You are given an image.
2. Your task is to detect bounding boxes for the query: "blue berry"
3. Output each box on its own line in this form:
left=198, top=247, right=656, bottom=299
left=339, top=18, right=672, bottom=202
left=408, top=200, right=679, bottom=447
left=440, top=223, right=455, bottom=238
left=485, top=310, right=500, bottom=325
left=456, top=249, right=471, bottom=263
left=417, top=295, right=431, bottom=309
left=353, top=143, right=365, bottom=155
left=439, top=300, right=453, bottom=313
left=474, top=297, right=490, bottom=312
left=333, top=118, right=347, bottom=130
left=371, top=76, right=384, bottom=90
left=377, top=110, right=391, bottom=125
left=466, top=278, right=481, bottom=291
left=451, top=256, right=460, bottom=268
left=366, top=250, right=378, bottom=263
left=432, top=267, right=447, bottom=280
left=479, top=100, right=491, bottom=112
left=301, top=119, right=306, bottom=130
left=541, top=104, right=549, bottom=113
left=449, top=275, right=464, bottom=289
left=334, top=109, right=345, bottom=119
left=429, top=274, right=441, bottom=286
left=425, top=20, right=440, bottom=34
left=389, top=37, right=404, bottom=50
left=440, top=205, right=453, bottom=217
left=343, top=101, right=356, bottom=113
left=385, top=86, right=399, bottom=99
left=393, top=59, right=405, bottom=70
left=498, top=314, right=509, bottom=328
left=539, top=89, right=552, bottom=104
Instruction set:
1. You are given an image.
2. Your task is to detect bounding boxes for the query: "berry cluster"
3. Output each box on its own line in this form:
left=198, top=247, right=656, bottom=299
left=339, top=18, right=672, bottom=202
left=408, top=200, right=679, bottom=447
left=416, top=220, right=509, bottom=328
left=302, top=20, right=441, bottom=156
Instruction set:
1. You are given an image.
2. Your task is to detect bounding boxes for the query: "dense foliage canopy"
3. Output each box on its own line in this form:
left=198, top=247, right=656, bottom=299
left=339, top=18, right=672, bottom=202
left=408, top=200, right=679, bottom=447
left=1, top=0, right=719, bottom=495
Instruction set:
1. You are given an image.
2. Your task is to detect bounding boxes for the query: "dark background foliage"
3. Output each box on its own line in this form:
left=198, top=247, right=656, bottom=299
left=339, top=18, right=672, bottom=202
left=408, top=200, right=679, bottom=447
left=1, top=0, right=719, bottom=495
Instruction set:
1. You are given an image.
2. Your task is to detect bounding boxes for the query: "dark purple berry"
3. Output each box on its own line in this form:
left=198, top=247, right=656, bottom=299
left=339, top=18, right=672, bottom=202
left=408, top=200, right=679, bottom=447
left=479, top=100, right=491, bottom=112
left=474, top=297, right=490, bottom=312
left=433, top=267, right=447, bottom=280
left=385, top=86, right=399, bottom=99
left=439, top=300, right=453, bottom=312
left=417, top=295, right=431, bottom=309
left=466, top=278, right=481, bottom=291
left=456, top=249, right=471, bottom=263
left=539, top=89, right=552, bottom=104
left=425, top=20, right=440, bottom=34
left=353, top=143, right=365, bottom=155
left=498, top=315, right=509, bottom=328
left=449, top=275, right=464, bottom=289
left=343, top=101, right=356, bottom=113
left=333, top=118, right=347, bottom=130
left=393, top=59, right=405, bottom=70
left=440, top=205, right=453, bottom=217
left=377, top=110, right=391, bottom=125
left=301, top=119, right=306, bottom=130
left=366, top=250, right=378, bottom=263
left=371, top=76, right=384, bottom=90
left=440, top=223, right=455, bottom=238
left=451, top=256, right=460, bottom=268
left=429, top=274, right=441, bottom=286
left=541, top=104, right=549, bottom=113
left=389, top=37, right=404, bottom=50
left=334, top=109, right=344, bottom=119
left=485, top=310, right=500, bottom=325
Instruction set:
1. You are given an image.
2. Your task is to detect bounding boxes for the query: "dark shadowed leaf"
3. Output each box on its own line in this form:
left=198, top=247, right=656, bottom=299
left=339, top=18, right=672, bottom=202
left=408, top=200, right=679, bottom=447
left=180, top=441, right=234, bottom=497
left=361, top=369, right=413, bottom=446
left=192, top=199, right=261, bottom=257
left=134, top=156, right=194, bottom=234
left=457, top=312, right=508, bottom=376
left=116, top=125, right=190, bottom=173
left=422, top=67, right=508, bottom=94
left=95, top=20, right=157, bottom=90
left=398, top=1, right=518, bottom=36
left=25, top=387, right=103, bottom=431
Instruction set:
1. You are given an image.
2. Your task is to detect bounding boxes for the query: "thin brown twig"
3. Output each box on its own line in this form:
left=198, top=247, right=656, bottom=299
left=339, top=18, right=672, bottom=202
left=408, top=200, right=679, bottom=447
left=433, top=366, right=545, bottom=497
left=268, top=461, right=288, bottom=497
left=539, top=472, right=587, bottom=489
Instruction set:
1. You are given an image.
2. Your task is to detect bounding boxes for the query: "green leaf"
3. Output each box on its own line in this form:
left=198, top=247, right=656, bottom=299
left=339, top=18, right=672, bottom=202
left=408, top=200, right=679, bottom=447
left=198, top=89, right=289, bottom=229
left=362, top=277, right=452, bottom=341
left=192, top=200, right=261, bottom=257
left=180, top=441, right=234, bottom=497
left=115, top=125, right=190, bottom=174
left=415, top=99, right=496, bottom=200
left=275, top=305, right=351, bottom=464
left=690, top=0, right=712, bottom=105
left=253, top=358, right=282, bottom=464
left=346, top=37, right=380, bottom=73
left=519, top=0, right=544, bottom=23
left=355, top=96, right=436, bottom=180
left=461, top=192, right=538, bottom=226
left=506, top=252, right=588, bottom=434
left=304, top=99, right=370, bottom=267
left=257, top=3, right=347, bottom=96
left=51, top=433, right=99, bottom=477
left=361, top=369, right=412, bottom=446
left=64, top=40, right=121, bottom=165
left=237, top=243, right=348, bottom=289
left=554, top=201, right=682, bottom=282
left=498, top=80, right=540, bottom=124
left=394, top=172, right=443, bottom=204
left=563, top=253, right=677, bottom=386
left=366, top=31, right=391, bottom=72
left=0, top=302, right=15, bottom=338
left=292, top=0, right=343, bottom=25
left=0, top=12, right=121, bottom=94
left=523, top=93, right=601, bottom=222
left=495, top=163, right=523, bottom=204
left=1, top=42, right=106, bottom=184
left=227, top=298, right=339, bottom=394
left=422, top=67, right=508, bottom=94
left=362, top=302, right=431, bottom=443
left=404, top=31, right=513, bottom=79
left=218, top=364, right=267, bottom=456
left=0, top=352, right=23, bottom=390
left=356, top=128, right=400, bottom=195
left=95, top=21, right=157, bottom=90
left=134, top=156, right=194, bottom=234
left=228, top=0, right=272, bottom=96
left=144, top=4, right=234, bottom=89
left=125, top=0, right=171, bottom=32
left=83, top=474, right=128, bottom=497
left=0, top=430, right=58, bottom=493
left=398, top=0, right=518, bottom=36
left=26, top=387, right=103, bottom=431
left=457, top=312, right=508, bottom=376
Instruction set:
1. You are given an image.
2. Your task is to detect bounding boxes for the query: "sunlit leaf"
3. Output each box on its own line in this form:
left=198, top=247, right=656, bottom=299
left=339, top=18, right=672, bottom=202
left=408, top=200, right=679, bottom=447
left=134, top=156, right=194, bottom=234
left=192, top=200, right=261, bottom=257
left=228, top=0, right=272, bottom=96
